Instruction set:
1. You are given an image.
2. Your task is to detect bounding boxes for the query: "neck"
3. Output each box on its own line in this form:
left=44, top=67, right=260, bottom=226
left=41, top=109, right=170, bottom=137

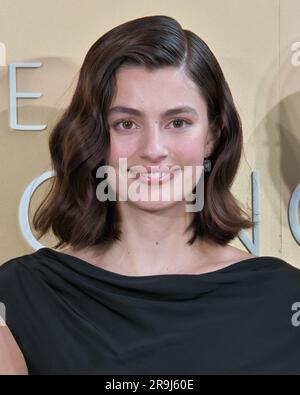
left=94, top=202, right=218, bottom=276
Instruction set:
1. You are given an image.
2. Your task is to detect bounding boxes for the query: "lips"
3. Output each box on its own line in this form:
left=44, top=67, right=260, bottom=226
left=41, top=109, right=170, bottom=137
left=128, top=165, right=180, bottom=185
left=139, top=172, right=174, bottom=185
left=128, top=165, right=180, bottom=176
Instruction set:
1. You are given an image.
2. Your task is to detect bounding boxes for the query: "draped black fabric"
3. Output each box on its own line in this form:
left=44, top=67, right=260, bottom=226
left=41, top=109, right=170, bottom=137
left=0, top=247, right=300, bottom=375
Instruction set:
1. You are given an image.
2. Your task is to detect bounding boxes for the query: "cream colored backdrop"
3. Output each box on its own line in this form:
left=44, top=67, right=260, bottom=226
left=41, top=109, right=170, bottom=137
left=0, top=0, right=299, bottom=267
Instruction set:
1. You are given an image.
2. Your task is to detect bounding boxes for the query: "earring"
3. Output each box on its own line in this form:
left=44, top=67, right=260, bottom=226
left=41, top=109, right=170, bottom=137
left=204, top=158, right=211, bottom=173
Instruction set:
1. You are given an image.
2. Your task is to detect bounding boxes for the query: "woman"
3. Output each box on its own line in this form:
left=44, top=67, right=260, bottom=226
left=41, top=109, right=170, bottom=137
left=1, top=15, right=300, bottom=375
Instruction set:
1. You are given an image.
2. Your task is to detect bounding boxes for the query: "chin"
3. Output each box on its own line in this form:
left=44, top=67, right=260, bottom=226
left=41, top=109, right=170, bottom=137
left=126, top=199, right=182, bottom=212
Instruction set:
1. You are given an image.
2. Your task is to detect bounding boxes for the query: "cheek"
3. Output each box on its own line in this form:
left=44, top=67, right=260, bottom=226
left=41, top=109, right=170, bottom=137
left=108, top=138, right=137, bottom=166
left=174, top=137, right=206, bottom=165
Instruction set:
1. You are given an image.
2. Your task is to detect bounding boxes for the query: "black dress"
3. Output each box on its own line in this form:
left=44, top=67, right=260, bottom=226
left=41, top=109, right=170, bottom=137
left=0, top=247, right=300, bottom=375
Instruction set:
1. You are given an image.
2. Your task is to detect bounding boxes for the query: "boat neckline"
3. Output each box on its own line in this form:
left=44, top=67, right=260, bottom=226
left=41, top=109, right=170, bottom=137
left=36, top=247, right=278, bottom=281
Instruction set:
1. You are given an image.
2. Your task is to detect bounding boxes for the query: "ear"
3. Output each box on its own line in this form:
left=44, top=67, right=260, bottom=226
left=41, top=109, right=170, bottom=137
left=204, top=125, right=221, bottom=158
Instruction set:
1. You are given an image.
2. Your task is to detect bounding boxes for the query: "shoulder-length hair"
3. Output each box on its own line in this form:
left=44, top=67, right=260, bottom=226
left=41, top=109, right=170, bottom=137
left=32, top=15, right=254, bottom=250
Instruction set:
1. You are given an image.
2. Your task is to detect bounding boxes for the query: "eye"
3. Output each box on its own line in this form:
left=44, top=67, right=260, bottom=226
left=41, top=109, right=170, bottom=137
left=113, top=120, right=137, bottom=130
left=168, top=119, right=192, bottom=129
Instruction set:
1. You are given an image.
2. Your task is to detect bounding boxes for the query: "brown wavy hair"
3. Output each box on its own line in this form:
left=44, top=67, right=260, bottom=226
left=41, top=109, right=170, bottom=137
left=32, top=15, right=254, bottom=250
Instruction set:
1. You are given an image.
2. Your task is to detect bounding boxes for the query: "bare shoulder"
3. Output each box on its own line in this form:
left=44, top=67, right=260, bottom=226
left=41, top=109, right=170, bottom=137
left=0, top=322, right=28, bottom=375
left=203, top=243, right=257, bottom=272
left=62, top=246, right=102, bottom=261
left=221, top=245, right=257, bottom=265
left=223, top=244, right=256, bottom=261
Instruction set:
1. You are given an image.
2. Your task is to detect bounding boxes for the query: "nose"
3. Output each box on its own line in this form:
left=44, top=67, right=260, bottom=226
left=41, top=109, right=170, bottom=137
left=139, top=126, right=168, bottom=162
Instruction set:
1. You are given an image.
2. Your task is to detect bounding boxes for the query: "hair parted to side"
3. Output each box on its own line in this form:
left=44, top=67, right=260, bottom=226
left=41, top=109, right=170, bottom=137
left=32, top=14, right=254, bottom=250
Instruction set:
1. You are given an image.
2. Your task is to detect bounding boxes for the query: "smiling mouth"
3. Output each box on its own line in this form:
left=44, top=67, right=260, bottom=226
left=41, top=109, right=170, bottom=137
left=128, top=169, right=179, bottom=185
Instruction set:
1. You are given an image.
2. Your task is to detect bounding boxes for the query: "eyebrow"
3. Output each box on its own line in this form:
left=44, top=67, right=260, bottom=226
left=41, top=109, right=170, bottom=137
left=107, top=105, right=199, bottom=117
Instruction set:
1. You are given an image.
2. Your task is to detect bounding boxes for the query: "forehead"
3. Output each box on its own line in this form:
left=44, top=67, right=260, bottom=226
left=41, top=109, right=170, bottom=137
left=111, top=66, right=207, bottom=113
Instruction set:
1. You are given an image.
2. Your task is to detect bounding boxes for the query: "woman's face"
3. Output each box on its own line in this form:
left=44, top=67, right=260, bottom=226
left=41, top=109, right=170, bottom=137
left=106, top=65, right=217, bottom=212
